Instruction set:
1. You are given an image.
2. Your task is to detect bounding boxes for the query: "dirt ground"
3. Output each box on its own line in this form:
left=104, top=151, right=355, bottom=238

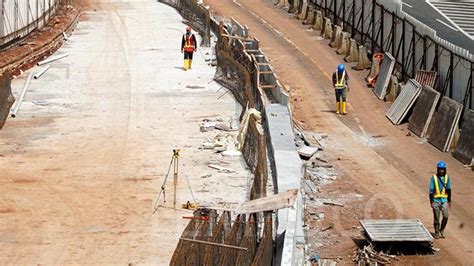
left=0, top=1, right=250, bottom=264
left=204, top=0, right=474, bottom=264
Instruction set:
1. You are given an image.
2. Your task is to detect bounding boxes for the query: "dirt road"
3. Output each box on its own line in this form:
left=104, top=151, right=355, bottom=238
left=204, top=0, right=473, bottom=263
left=0, top=1, right=249, bottom=264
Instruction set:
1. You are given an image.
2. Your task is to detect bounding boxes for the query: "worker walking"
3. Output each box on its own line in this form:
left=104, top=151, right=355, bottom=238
left=429, top=161, right=452, bottom=239
left=332, top=64, right=349, bottom=115
left=181, top=26, right=197, bottom=71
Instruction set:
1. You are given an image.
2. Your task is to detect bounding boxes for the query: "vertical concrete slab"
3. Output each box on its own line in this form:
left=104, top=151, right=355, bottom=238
left=408, top=86, right=440, bottom=138
left=453, top=110, right=474, bottom=164
left=428, top=96, right=463, bottom=152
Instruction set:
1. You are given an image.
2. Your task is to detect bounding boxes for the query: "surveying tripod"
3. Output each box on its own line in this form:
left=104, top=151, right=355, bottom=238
left=153, top=149, right=196, bottom=213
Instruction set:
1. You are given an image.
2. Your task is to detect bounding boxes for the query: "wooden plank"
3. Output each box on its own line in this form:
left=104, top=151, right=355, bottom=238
left=234, top=189, right=298, bottom=214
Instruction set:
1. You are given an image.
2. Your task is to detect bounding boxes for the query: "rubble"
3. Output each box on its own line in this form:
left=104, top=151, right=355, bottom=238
left=353, top=245, right=397, bottom=265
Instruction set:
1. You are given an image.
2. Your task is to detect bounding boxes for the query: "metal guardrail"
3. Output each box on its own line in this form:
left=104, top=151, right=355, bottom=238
left=309, top=0, right=473, bottom=122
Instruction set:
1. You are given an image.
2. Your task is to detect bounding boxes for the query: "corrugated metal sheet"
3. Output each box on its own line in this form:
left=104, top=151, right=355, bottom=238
left=374, top=52, right=395, bottom=100
left=432, top=1, right=474, bottom=37
left=415, top=70, right=438, bottom=89
left=360, top=219, right=433, bottom=242
left=386, top=79, right=422, bottom=125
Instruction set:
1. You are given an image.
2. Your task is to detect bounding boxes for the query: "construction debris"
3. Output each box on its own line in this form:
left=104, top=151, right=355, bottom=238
left=353, top=245, right=397, bottom=264
left=208, top=164, right=235, bottom=173
left=323, top=201, right=344, bottom=207
left=298, top=146, right=319, bottom=159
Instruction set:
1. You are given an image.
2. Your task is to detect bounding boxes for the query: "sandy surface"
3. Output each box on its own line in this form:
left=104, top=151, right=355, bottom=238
left=204, top=0, right=474, bottom=264
left=0, top=1, right=249, bottom=264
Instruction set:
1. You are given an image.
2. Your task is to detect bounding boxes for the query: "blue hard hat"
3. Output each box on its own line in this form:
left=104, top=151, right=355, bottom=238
left=437, top=161, right=447, bottom=168
left=337, top=64, right=345, bottom=72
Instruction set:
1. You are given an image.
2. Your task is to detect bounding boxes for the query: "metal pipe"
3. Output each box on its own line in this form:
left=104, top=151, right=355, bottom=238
left=11, top=72, right=34, bottom=118
left=37, top=53, right=69, bottom=66
left=34, top=65, right=50, bottom=79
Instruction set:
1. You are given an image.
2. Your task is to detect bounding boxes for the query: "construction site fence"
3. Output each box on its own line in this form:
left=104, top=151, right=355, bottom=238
left=0, top=0, right=66, bottom=49
left=158, top=0, right=211, bottom=47
left=0, top=71, right=14, bottom=129
left=170, top=211, right=273, bottom=266
left=306, top=0, right=473, bottom=119
left=214, top=17, right=303, bottom=265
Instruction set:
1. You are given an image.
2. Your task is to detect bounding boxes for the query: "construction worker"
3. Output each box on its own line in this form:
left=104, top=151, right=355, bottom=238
left=332, top=64, right=349, bottom=115
left=181, top=26, right=197, bottom=71
left=429, top=161, right=452, bottom=239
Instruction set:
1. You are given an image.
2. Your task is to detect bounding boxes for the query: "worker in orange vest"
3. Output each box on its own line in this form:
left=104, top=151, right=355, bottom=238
left=429, top=161, right=452, bottom=239
left=181, top=26, right=197, bottom=71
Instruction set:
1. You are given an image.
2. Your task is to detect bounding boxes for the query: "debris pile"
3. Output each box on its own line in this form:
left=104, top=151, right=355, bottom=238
left=352, top=245, right=397, bottom=265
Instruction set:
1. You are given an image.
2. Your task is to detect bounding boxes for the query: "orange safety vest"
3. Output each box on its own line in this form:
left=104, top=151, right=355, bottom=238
left=433, top=175, right=449, bottom=199
left=183, top=34, right=195, bottom=52
left=335, top=71, right=346, bottom=89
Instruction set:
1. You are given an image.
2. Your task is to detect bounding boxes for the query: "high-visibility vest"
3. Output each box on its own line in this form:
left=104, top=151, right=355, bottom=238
left=433, top=175, right=449, bottom=198
left=183, top=34, right=195, bottom=52
left=335, top=71, right=346, bottom=89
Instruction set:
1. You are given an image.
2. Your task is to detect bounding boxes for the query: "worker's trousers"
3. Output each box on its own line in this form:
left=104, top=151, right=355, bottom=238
left=432, top=201, right=449, bottom=232
left=184, top=51, right=194, bottom=60
left=335, top=87, right=347, bottom=102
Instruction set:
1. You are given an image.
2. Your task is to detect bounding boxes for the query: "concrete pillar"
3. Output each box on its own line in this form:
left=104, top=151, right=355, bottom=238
left=344, top=38, right=359, bottom=62
left=337, top=32, right=350, bottom=55
left=329, top=25, right=342, bottom=47
left=322, top=18, right=333, bottom=39
left=352, top=45, right=372, bottom=70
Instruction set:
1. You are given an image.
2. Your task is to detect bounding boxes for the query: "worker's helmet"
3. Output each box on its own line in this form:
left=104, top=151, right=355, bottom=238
left=186, top=26, right=192, bottom=32
left=337, top=64, right=345, bottom=72
left=437, top=161, right=447, bottom=169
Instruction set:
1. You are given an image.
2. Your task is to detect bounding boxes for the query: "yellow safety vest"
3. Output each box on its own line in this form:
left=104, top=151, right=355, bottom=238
left=433, top=175, right=449, bottom=198
left=335, top=71, right=346, bottom=89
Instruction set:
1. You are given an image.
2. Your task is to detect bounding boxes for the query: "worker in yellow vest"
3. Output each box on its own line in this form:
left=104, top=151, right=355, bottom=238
left=181, top=26, right=197, bottom=71
left=429, top=161, right=452, bottom=239
left=332, top=64, right=349, bottom=114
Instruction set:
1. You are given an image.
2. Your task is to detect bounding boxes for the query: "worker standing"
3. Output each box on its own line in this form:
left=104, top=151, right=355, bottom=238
left=181, top=26, right=197, bottom=71
left=429, top=161, right=452, bottom=239
left=332, top=64, right=349, bottom=115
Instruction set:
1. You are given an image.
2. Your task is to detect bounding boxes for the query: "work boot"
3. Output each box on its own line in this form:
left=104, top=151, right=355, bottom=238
left=342, top=101, right=348, bottom=115
left=434, top=231, right=441, bottom=239
left=189, top=59, right=193, bottom=69
left=184, top=59, right=188, bottom=71
left=336, top=102, right=340, bottom=114
left=440, top=230, right=446, bottom=238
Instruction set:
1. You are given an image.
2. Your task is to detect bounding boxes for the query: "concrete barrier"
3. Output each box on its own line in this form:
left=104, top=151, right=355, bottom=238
left=337, top=32, right=350, bottom=55
left=344, top=38, right=359, bottom=62
left=312, top=10, right=323, bottom=31
left=277, top=0, right=289, bottom=8
left=303, top=5, right=315, bottom=25
left=288, top=0, right=299, bottom=13
left=296, top=0, right=309, bottom=20
left=322, top=18, right=333, bottom=39
left=385, top=75, right=400, bottom=102
left=329, top=25, right=342, bottom=47
left=352, top=45, right=371, bottom=70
